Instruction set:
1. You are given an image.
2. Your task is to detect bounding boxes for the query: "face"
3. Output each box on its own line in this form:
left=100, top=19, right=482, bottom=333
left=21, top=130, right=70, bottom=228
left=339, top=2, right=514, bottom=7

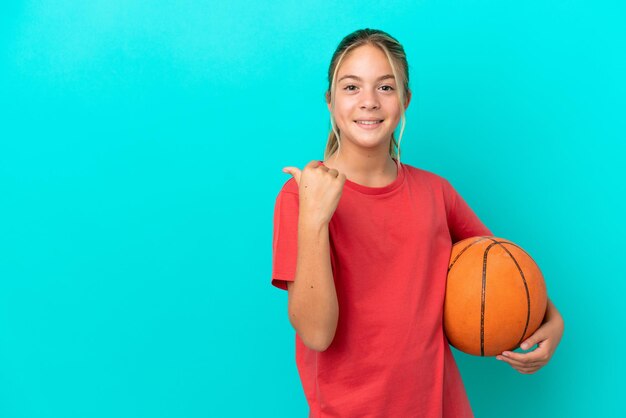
left=327, top=44, right=410, bottom=152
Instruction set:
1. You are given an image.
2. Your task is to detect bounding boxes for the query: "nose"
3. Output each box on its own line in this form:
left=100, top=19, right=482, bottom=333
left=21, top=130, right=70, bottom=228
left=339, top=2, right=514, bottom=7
left=359, top=89, right=380, bottom=110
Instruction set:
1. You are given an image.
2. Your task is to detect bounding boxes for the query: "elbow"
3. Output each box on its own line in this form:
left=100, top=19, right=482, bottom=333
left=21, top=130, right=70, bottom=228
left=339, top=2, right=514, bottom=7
left=303, top=331, right=335, bottom=352
left=289, top=311, right=337, bottom=352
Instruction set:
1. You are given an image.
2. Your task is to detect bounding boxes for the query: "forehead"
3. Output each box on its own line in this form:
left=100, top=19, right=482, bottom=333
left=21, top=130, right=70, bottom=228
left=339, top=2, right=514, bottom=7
left=337, top=44, right=393, bottom=79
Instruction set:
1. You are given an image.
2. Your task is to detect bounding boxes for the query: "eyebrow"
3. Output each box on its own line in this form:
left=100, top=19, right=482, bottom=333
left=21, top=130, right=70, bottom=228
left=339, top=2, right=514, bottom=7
left=337, top=74, right=396, bottom=83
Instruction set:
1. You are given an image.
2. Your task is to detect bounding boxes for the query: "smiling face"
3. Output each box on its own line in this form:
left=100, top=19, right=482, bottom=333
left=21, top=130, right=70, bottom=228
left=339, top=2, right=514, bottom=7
left=327, top=43, right=410, bottom=153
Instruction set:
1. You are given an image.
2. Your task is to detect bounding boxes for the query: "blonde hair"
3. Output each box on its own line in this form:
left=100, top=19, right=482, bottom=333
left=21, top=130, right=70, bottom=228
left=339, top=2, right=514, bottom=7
left=324, top=28, right=410, bottom=165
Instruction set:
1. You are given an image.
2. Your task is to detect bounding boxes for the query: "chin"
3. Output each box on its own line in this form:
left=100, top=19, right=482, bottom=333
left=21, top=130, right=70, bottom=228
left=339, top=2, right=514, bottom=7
left=347, top=136, right=391, bottom=149
left=349, top=130, right=393, bottom=144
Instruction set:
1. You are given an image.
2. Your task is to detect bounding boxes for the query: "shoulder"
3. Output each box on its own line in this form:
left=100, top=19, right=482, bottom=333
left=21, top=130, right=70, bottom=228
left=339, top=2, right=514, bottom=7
left=275, top=177, right=298, bottom=205
left=273, top=177, right=299, bottom=216
left=278, top=177, right=299, bottom=196
left=401, top=162, right=452, bottom=188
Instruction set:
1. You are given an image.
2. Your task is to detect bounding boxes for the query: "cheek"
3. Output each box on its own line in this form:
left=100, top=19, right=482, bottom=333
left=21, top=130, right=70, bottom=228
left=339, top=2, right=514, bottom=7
left=332, top=102, right=354, bottom=124
left=384, top=100, right=403, bottom=120
left=334, top=116, right=351, bottom=132
left=335, top=99, right=353, bottom=114
left=383, top=95, right=402, bottom=109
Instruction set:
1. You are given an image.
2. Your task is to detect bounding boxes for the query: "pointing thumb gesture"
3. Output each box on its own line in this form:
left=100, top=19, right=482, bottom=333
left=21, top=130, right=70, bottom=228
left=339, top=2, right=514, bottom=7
left=282, top=166, right=302, bottom=186
left=283, top=160, right=322, bottom=187
left=282, top=160, right=344, bottom=226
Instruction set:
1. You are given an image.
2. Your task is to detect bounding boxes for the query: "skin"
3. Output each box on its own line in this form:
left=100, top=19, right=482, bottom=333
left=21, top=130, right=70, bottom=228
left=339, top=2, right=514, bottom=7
left=323, top=43, right=411, bottom=186
left=496, top=299, right=564, bottom=373
left=286, top=42, right=565, bottom=371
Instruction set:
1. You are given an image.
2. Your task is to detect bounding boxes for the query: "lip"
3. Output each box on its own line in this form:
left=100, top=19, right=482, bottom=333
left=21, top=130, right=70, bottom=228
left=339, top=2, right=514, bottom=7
left=354, top=119, right=384, bottom=130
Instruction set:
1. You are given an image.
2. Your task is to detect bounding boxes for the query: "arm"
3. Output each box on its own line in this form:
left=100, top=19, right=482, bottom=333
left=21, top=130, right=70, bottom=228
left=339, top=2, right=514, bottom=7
left=287, top=219, right=339, bottom=352
left=442, top=177, right=565, bottom=372
left=540, top=298, right=564, bottom=330
left=444, top=178, right=493, bottom=242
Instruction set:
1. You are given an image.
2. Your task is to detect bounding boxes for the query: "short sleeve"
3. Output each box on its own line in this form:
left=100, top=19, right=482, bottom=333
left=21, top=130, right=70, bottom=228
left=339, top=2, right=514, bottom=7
left=443, top=179, right=493, bottom=243
left=271, top=189, right=299, bottom=291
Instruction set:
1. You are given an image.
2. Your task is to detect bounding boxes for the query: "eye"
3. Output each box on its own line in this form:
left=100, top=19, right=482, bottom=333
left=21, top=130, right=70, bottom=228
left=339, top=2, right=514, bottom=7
left=343, top=85, right=358, bottom=91
left=380, top=85, right=395, bottom=92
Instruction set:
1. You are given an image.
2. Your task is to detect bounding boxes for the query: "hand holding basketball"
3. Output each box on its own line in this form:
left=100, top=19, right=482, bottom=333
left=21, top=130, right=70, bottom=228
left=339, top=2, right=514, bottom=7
left=444, top=235, right=565, bottom=373
left=496, top=300, right=564, bottom=374
left=283, top=160, right=346, bottom=226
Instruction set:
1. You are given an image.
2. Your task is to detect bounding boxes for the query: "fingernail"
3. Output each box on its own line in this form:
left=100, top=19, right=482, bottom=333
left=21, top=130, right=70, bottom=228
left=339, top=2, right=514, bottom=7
left=521, top=343, right=529, bottom=350
left=496, top=356, right=502, bottom=361
left=503, top=352, right=510, bottom=357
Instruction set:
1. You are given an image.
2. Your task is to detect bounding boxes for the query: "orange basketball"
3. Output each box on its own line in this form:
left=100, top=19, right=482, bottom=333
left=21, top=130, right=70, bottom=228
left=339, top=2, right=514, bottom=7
left=444, top=236, right=547, bottom=357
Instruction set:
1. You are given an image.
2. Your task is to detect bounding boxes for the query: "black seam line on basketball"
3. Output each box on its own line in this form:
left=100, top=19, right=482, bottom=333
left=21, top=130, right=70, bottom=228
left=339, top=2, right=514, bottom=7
left=481, top=244, right=491, bottom=357
left=484, top=239, right=538, bottom=264
left=447, top=236, right=491, bottom=273
left=450, top=238, right=535, bottom=272
left=484, top=238, right=532, bottom=352
left=481, top=241, right=518, bottom=356
left=484, top=238, right=532, bottom=348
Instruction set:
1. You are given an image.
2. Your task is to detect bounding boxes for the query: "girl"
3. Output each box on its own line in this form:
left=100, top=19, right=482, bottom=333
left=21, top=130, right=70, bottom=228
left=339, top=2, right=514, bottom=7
left=272, top=28, right=564, bottom=417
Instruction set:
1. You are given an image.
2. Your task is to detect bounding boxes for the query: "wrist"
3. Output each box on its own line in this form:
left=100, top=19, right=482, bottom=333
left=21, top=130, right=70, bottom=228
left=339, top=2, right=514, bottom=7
left=299, top=213, right=330, bottom=231
left=299, top=221, right=329, bottom=235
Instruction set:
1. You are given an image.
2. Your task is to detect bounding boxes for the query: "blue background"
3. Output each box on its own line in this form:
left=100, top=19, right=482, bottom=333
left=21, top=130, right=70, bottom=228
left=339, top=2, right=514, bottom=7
left=1, top=1, right=624, bottom=417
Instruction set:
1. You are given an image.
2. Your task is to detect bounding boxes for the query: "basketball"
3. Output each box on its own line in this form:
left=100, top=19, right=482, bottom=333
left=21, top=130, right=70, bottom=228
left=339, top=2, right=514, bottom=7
left=444, top=236, right=548, bottom=357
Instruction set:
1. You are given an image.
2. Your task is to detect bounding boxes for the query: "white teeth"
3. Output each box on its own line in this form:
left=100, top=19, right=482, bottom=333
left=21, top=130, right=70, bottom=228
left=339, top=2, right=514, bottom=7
left=356, top=120, right=382, bottom=125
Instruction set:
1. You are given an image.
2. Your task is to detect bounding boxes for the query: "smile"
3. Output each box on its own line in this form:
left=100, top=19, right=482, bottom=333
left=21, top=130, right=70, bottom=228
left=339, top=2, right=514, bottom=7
left=354, top=120, right=384, bottom=129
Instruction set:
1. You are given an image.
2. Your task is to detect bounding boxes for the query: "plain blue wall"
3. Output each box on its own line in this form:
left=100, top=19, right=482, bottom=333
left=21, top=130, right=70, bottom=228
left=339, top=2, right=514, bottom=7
left=1, top=1, right=624, bottom=417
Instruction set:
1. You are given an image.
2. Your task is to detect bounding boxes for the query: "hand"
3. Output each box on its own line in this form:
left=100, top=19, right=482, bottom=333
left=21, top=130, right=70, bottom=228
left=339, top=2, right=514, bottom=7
left=283, top=160, right=346, bottom=226
left=496, top=299, right=564, bottom=374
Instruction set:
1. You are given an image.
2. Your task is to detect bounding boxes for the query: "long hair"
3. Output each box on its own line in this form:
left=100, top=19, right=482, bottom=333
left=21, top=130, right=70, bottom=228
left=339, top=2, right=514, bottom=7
left=324, top=29, right=410, bottom=165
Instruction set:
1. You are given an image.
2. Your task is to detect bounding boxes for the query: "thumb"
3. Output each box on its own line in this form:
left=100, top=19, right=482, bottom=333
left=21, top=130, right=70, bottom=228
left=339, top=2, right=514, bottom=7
left=520, top=329, right=546, bottom=350
left=282, top=166, right=301, bottom=186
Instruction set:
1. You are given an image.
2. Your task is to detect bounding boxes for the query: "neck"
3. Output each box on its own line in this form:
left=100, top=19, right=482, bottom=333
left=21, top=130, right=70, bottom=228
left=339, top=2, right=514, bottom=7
left=324, top=146, right=398, bottom=185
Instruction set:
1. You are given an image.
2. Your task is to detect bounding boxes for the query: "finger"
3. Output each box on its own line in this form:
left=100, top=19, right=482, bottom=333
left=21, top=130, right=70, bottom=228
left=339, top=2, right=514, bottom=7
left=282, top=166, right=302, bottom=186
left=504, top=343, right=551, bottom=362
left=317, top=164, right=330, bottom=173
left=305, top=159, right=326, bottom=176
left=520, top=322, right=551, bottom=350
left=305, top=160, right=322, bottom=169
left=511, top=363, right=541, bottom=374
left=499, top=348, right=549, bottom=366
left=518, top=368, right=540, bottom=374
left=496, top=355, right=541, bottom=368
left=326, top=168, right=339, bottom=177
left=520, top=332, right=546, bottom=351
left=496, top=356, right=541, bottom=373
left=501, top=351, right=542, bottom=364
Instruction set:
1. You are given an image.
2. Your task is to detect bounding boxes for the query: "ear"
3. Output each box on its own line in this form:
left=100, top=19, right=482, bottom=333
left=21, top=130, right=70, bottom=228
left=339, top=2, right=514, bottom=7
left=404, top=90, right=412, bottom=109
left=325, top=91, right=331, bottom=112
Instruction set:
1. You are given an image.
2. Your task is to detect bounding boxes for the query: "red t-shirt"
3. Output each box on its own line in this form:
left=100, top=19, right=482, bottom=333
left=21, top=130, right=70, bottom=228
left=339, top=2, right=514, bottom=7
left=271, top=158, right=492, bottom=417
